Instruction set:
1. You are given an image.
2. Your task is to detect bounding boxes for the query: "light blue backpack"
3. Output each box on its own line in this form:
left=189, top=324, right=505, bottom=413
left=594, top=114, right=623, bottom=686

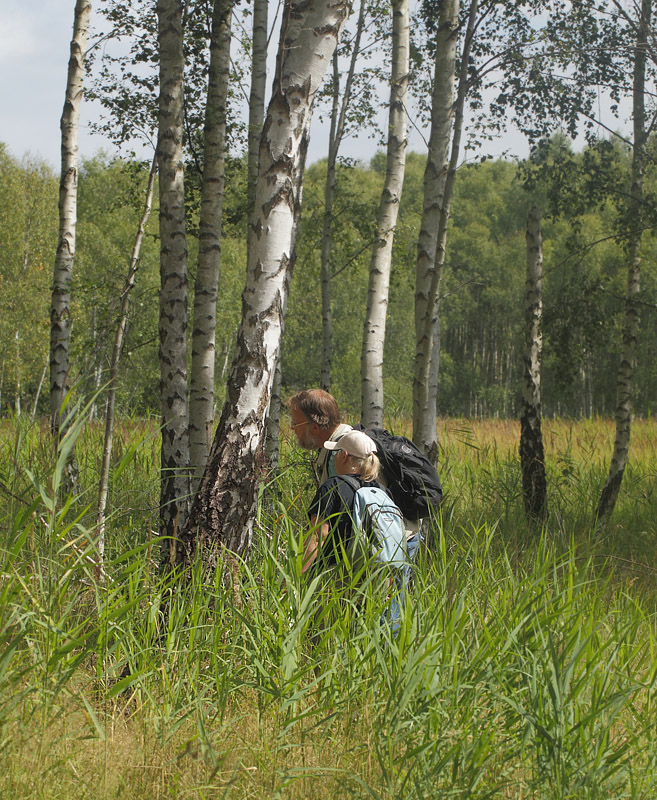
left=339, top=476, right=407, bottom=567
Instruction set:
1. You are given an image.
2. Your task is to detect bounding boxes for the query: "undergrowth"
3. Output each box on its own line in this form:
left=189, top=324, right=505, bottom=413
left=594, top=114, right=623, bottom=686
left=0, top=414, right=656, bottom=798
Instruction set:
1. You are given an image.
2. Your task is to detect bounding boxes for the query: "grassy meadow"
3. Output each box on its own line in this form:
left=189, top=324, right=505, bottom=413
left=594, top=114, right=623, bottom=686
left=1, top=414, right=656, bottom=799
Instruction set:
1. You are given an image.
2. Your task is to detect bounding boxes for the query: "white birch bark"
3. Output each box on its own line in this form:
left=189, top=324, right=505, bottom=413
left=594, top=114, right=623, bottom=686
left=189, top=0, right=232, bottom=488
left=50, top=0, right=92, bottom=435
left=596, top=0, right=649, bottom=525
left=412, top=0, right=459, bottom=454
left=320, top=53, right=340, bottom=392
left=360, top=0, right=409, bottom=427
left=181, top=0, right=352, bottom=568
left=519, top=205, right=547, bottom=522
left=320, top=0, right=366, bottom=390
left=413, top=0, right=477, bottom=460
left=96, top=156, right=157, bottom=578
left=157, top=0, right=190, bottom=562
left=247, top=0, right=268, bottom=214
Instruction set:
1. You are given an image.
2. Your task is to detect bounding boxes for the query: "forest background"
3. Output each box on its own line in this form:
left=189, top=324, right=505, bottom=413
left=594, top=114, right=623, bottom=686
left=4, top=144, right=657, bottom=422
left=2, top=0, right=656, bottom=429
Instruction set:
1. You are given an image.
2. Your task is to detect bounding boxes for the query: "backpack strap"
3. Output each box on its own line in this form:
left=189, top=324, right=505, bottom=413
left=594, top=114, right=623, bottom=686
left=336, top=474, right=361, bottom=496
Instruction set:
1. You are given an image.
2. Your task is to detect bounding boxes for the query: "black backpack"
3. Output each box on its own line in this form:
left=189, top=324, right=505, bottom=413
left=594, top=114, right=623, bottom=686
left=353, top=425, right=443, bottom=522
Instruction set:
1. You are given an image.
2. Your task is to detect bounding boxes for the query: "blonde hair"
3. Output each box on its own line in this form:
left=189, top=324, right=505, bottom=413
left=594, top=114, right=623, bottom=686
left=346, top=452, right=380, bottom=482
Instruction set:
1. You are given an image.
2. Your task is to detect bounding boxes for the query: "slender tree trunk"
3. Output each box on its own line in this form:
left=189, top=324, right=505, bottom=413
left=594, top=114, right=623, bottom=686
left=412, top=0, right=459, bottom=455
left=520, top=205, right=547, bottom=523
left=189, top=0, right=232, bottom=489
left=320, top=54, right=340, bottom=392
left=157, top=0, right=190, bottom=565
left=413, top=0, right=478, bottom=460
left=360, top=0, right=409, bottom=427
left=596, top=0, right=649, bottom=525
left=96, top=155, right=157, bottom=578
left=50, top=0, right=91, bottom=436
left=179, top=0, right=352, bottom=571
left=250, top=0, right=282, bottom=459
left=320, top=0, right=366, bottom=391
left=32, top=356, right=48, bottom=419
left=247, top=0, right=268, bottom=215
left=15, top=331, right=21, bottom=417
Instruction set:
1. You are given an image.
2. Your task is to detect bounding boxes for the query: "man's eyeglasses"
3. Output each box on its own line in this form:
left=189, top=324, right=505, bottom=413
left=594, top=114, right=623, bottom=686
left=290, top=419, right=308, bottom=430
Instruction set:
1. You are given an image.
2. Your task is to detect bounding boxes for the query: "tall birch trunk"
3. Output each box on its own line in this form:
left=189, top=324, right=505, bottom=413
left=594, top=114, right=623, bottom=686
left=179, top=0, right=352, bottom=571
left=413, top=0, right=477, bottom=460
left=412, top=0, right=459, bottom=454
left=189, top=0, right=232, bottom=488
left=157, top=0, right=190, bottom=564
left=520, top=205, right=547, bottom=523
left=596, top=0, right=649, bottom=525
left=320, top=0, right=366, bottom=390
left=247, top=0, right=268, bottom=215
left=360, top=0, right=409, bottom=427
left=96, top=156, right=157, bottom=578
left=50, top=0, right=92, bottom=436
left=320, top=53, right=340, bottom=392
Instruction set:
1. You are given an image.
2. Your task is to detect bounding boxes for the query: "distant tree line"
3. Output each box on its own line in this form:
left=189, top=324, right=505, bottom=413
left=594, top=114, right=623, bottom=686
left=2, top=140, right=656, bottom=423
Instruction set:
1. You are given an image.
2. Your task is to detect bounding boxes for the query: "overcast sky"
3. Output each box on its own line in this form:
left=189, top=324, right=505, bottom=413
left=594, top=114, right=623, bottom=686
left=0, top=0, right=534, bottom=172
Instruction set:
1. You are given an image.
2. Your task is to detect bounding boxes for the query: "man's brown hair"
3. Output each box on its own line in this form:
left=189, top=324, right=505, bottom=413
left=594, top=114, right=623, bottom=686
left=287, top=389, right=341, bottom=429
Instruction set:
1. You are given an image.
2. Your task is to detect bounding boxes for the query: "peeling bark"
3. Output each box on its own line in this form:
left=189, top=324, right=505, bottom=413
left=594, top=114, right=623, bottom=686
left=180, top=0, right=352, bottom=572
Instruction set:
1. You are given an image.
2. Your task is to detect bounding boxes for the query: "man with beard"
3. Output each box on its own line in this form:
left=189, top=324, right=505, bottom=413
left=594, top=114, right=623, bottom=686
left=287, top=389, right=352, bottom=483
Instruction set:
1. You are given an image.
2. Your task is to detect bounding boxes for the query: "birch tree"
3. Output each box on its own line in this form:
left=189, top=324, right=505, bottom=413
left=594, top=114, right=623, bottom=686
left=520, top=205, right=547, bottom=522
left=596, top=0, right=651, bottom=525
left=411, top=0, right=458, bottom=454
left=320, top=0, right=367, bottom=391
left=178, top=0, right=352, bottom=570
left=50, top=0, right=92, bottom=437
left=189, top=0, right=233, bottom=487
left=413, top=0, right=474, bottom=460
left=360, top=0, right=409, bottom=427
left=247, top=0, right=268, bottom=214
left=157, top=0, right=191, bottom=561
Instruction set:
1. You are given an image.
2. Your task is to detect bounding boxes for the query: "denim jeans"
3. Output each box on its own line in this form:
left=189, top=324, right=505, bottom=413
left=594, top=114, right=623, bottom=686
left=382, top=531, right=421, bottom=635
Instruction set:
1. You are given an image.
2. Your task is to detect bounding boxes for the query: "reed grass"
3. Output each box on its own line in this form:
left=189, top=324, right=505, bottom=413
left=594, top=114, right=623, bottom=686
left=0, top=414, right=656, bottom=798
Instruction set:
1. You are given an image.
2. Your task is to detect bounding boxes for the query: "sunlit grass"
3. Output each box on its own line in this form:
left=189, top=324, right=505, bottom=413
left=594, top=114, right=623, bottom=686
left=0, top=413, right=656, bottom=797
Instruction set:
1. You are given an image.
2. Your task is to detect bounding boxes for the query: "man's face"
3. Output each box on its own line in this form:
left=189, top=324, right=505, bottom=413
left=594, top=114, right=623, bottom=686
left=290, top=406, right=319, bottom=449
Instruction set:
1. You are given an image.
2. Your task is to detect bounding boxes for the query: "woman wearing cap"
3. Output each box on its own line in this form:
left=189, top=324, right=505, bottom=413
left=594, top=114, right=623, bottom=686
left=302, top=429, right=410, bottom=634
left=301, top=429, right=382, bottom=576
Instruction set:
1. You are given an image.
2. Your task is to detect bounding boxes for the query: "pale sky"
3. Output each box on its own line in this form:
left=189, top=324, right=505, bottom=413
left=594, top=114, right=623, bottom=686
left=0, top=0, right=108, bottom=167
left=0, top=0, right=533, bottom=172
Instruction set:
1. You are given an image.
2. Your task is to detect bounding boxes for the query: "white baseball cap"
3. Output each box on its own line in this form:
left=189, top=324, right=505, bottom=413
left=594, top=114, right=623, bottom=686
left=323, top=430, right=377, bottom=459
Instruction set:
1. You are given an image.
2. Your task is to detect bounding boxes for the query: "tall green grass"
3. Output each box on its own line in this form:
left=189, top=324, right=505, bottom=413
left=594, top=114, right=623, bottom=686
left=0, top=415, right=656, bottom=798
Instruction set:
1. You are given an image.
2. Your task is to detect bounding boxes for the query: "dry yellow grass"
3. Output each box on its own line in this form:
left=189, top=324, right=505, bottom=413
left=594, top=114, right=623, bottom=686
left=437, top=416, right=657, bottom=464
